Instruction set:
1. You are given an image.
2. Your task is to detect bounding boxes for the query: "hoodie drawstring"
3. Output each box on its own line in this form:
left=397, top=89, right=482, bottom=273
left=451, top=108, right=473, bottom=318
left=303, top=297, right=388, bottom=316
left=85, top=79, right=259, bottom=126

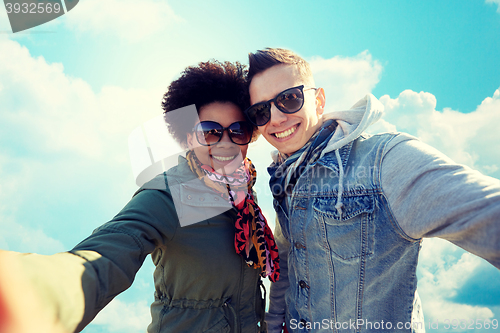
left=335, top=149, right=344, bottom=217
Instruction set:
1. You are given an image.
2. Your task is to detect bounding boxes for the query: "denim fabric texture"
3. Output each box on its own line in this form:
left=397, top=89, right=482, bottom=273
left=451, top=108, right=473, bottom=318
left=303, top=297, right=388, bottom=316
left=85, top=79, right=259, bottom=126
left=273, top=133, right=422, bottom=333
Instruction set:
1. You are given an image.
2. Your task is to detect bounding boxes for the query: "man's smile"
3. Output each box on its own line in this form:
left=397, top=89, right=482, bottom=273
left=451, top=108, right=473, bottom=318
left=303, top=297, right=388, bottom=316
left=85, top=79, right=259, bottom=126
left=272, top=124, right=299, bottom=139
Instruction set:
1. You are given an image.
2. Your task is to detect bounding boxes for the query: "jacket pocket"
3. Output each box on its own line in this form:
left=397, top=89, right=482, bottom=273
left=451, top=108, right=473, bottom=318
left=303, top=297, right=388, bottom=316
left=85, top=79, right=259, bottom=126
left=313, top=194, right=374, bottom=260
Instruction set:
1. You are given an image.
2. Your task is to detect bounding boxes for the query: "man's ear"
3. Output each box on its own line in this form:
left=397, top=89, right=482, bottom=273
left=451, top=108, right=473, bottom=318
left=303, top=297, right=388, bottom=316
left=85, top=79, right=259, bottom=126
left=315, top=87, right=326, bottom=116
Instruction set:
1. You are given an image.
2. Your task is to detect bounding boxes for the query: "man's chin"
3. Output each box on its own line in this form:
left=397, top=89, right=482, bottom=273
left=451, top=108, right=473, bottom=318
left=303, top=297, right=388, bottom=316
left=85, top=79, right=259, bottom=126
left=274, top=141, right=300, bottom=156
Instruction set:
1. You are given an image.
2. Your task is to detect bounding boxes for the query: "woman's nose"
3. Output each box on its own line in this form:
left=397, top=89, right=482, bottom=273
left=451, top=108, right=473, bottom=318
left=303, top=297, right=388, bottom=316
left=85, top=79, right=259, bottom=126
left=216, top=129, right=234, bottom=146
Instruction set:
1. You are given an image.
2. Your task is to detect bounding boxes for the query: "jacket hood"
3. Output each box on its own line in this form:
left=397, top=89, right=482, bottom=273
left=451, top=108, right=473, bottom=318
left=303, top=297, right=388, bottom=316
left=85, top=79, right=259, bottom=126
left=319, top=94, right=383, bottom=216
left=269, top=94, right=384, bottom=164
left=320, top=94, right=383, bottom=158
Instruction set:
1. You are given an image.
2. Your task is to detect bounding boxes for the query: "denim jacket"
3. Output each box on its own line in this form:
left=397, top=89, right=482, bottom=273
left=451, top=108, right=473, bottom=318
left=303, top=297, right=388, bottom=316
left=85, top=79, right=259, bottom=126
left=267, top=95, right=500, bottom=333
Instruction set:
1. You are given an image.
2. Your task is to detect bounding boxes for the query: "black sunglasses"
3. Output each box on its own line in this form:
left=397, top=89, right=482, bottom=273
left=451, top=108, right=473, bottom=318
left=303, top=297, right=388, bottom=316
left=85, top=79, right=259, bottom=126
left=193, top=121, right=253, bottom=146
left=244, top=85, right=317, bottom=126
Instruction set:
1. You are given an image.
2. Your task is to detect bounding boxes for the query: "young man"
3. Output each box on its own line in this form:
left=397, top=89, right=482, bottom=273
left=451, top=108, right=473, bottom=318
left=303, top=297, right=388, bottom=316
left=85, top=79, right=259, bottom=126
left=245, top=48, right=500, bottom=333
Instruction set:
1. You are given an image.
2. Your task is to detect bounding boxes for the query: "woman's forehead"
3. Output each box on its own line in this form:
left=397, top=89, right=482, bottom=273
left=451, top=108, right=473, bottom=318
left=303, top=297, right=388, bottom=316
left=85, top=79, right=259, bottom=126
left=197, top=102, right=244, bottom=124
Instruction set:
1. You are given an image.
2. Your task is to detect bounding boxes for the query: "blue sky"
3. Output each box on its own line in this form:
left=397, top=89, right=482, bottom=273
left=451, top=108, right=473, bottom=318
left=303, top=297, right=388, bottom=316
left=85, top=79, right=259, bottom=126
left=1, top=1, right=500, bottom=332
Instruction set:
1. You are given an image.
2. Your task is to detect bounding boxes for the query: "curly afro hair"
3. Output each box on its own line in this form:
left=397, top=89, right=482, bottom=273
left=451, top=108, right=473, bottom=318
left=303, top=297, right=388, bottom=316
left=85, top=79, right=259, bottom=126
left=162, top=60, right=256, bottom=148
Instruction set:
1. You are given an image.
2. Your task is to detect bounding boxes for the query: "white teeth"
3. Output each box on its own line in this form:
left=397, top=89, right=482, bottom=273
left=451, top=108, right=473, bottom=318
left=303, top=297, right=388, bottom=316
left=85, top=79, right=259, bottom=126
left=212, top=155, right=237, bottom=161
left=274, top=125, right=296, bottom=139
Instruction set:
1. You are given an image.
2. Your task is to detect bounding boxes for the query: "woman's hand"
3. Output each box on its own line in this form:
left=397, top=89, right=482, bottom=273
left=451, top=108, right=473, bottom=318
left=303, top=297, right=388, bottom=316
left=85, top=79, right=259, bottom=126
left=0, top=250, right=67, bottom=333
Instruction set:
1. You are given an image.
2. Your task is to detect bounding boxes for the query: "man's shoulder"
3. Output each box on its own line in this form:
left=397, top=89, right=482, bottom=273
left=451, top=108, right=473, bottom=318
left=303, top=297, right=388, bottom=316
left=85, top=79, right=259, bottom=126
left=356, top=131, right=419, bottom=150
left=318, top=131, right=420, bottom=168
left=358, top=131, right=416, bottom=142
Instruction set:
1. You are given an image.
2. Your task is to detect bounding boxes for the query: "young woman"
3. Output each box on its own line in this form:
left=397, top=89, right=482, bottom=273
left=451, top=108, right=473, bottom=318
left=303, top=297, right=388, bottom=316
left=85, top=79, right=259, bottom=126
left=0, top=61, right=279, bottom=333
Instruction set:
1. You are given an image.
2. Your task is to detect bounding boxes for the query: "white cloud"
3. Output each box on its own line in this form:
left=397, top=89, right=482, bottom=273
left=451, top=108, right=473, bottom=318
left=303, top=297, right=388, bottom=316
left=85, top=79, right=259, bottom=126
left=310, top=50, right=383, bottom=112
left=486, top=0, right=500, bottom=13
left=64, top=0, right=183, bottom=42
left=0, top=37, right=167, bottom=250
left=418, top=238, right=495, bottom=322
left=0, top=37, right=163, bottom=160
left=369, top=88, right=500, bottom=178
left=0, top=36, right=162, bottom=332
left=0, top=217, right=66, bottom=255
left=90, top=298, right=151, bottom=332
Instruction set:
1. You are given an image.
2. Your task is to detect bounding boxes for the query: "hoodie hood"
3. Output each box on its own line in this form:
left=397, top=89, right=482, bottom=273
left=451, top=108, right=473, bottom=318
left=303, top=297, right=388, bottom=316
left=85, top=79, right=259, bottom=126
left=320, top=94, right=384, bottom=158
left=319, top=94, right=383, bottom=216
left=270, top=94, right=383, bottom=164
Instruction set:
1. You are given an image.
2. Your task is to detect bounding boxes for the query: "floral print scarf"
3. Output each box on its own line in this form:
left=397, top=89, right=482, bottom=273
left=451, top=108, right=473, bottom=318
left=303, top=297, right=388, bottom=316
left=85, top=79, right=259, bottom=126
left=186, top=150, right=280, bottom=282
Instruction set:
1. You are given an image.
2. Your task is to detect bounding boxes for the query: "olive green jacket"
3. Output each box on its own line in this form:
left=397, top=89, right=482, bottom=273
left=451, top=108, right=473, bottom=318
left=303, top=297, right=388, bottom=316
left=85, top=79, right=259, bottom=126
left=14, top=157, right=267, bottom=333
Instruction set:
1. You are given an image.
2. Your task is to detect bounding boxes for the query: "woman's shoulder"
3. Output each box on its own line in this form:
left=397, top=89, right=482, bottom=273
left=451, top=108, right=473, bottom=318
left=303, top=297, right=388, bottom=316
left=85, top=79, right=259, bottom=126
left=135, top=156, right=195, bottom=196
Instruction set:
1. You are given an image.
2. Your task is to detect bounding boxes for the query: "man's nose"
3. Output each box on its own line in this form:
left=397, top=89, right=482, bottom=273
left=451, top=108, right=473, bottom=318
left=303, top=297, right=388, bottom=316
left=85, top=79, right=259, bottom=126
left=268, top=103, right=287, bottom=126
